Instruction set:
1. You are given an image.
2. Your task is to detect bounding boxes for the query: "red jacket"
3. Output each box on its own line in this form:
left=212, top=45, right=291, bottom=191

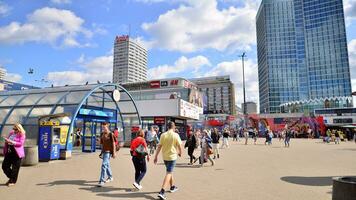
left=130, top=137, right=147, bottom=157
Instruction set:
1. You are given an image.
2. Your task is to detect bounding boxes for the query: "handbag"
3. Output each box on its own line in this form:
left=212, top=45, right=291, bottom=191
left=135, top=144, right=148, bottom=157
left=207, top=147, right=213, bottom=155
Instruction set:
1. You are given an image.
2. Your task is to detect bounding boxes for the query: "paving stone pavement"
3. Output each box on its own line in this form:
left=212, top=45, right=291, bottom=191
left=1, top=139, right=356, bottom=200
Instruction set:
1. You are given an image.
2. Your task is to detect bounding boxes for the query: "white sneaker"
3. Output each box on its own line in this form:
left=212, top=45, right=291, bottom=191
left=133, top=182, right=142, bottom=190
left=105, top=177, right=114, bottom=183
left=97, top=182, right=105, bottom=187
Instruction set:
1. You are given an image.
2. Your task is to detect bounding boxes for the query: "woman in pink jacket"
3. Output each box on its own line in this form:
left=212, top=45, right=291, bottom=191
left=2, top=123, right=26, bottom=186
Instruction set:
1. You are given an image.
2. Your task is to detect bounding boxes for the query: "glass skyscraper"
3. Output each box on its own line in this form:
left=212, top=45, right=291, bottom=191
left=256, top=0, right=352, bottom=113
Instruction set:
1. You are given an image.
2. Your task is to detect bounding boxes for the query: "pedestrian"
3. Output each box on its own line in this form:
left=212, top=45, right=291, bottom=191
left=221, top=128, right=229, bottom=148
left=335, top=130, right=340, bottom=144
left=244, top=128, right=249, bottom=145
left=185, top=130, right=198, bottom=165
left=75, top=128, right=82, bottom=147
left=252, top=128, right=258, bottom=145
left=200, top=130, right=214, bottom=167
left=154, top=122, right=182, bottom=200
left=2, top=123, right=26, bottom=187
left=268, top=130, right=274, bottom=145
left=285, top=129, right=291, bottom=147
left=147, top=127, right=158, bottom=155
left=211, top=128, right=220, bottom=159
left=97, top=122, right=117, bottom=187
left=232, top=129, right=237, bottom=141
left=130, top=129, right=150, bottom=190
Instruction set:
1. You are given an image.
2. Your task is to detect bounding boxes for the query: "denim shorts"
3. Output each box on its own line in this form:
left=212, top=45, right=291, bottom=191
left=164, top=160, right=176, bottom=173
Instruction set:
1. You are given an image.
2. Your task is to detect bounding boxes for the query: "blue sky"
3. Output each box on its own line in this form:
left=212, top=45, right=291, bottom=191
left=0, top=0, right=356, bottom=106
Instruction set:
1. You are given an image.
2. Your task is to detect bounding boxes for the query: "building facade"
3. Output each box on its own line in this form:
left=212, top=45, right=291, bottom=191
left=113, top=35, right=148, bottom=84
left=0, top=67, right=6, bottom=80
left=190, top=76, right=236, bottom=115
left=256, top=0, right=352, bottom=114
left=242, top=102, right=257, bottom=114
left=122, top=78, right=203, bottom=139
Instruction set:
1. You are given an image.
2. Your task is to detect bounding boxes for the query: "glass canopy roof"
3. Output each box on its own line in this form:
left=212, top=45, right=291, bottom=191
left=0, top=83, right=141, bottom=145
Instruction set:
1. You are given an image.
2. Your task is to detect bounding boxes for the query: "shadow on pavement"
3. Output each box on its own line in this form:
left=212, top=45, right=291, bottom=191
left=97, top=191, right=158, bottom=200
left=337, top=148, right=356, bottom=151
left=37, top=180, right=97, bottom=187
left=280, top=176, right=333, bottom=186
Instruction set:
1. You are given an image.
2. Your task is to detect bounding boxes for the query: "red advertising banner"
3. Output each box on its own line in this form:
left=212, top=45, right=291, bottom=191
left=150, top=81, right=160, bottom=88
left=154, top=117, right=166, bottom=125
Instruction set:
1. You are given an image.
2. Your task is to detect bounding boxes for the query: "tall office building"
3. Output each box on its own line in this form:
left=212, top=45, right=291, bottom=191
left=113, top=35, right=148, bottom=84
left=0, top=67, right=6, bottom=80
left=257, top=0, right=352, bottom=113
left=191, top=76, right=236, bottom=115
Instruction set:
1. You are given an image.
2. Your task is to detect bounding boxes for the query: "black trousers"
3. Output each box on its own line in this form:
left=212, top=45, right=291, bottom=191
left=132, top=156, right=147, bottom=184
left=2, top=150, right=22, bottom=183
left=188, top=147, right=196, bottom=163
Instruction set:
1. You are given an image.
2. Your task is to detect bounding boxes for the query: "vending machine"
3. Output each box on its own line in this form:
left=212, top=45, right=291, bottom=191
left=38, top=121, right=61, bottom=161
left=38, top=114, right=72, bottom=161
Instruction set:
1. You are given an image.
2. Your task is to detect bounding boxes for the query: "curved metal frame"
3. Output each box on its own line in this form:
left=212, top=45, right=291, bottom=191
left=65, top=83, right=141, bottom=150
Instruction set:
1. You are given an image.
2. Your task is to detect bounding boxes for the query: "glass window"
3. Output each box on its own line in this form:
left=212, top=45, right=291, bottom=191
left=5, top=107, right=32, bottom=124
left=37, top=92, right=68, bottom=105
left=28, top=106, right=53, bottom=117
left=17, top=93, right=46, bottom=106
left=0, top=95, right=26, bottom=106
left=57, top=91, right=88, bottom=104
left=0, top=108, right=10, bottom=124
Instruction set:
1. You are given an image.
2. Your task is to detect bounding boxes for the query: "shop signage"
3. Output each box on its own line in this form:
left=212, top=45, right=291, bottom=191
left=150, top=81, right=161, bottom=88
left=116, top=35, right=129, bottom=41
left=160, top=81, right=168, bottom=87
left=154, top=117, right=166, bottom=125
left=40, top=121, right=60, bottom=126
left=170, top=79, right=179, bottom=86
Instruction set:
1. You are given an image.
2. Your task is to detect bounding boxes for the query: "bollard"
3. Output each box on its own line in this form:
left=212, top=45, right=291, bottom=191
left=332, top=176, right=356, bottom=200
left=22, top=145, right=39, bottom=166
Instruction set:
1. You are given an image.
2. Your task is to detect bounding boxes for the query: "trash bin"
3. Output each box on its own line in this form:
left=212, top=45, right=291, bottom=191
left=22, top=145, right=39, bottom=166
left=332, top=176, right=356, bottom=200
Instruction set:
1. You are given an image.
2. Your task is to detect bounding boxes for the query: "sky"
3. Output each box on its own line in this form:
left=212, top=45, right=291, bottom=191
left=0, top=0, right=356, bottom=109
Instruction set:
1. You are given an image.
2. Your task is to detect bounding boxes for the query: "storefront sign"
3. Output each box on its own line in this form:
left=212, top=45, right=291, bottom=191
left=150, top=81, right=161, bottom=88
left=160, top=81, right=168, bottom=87
left=40, top=121, right=60, bottom=126
left=116, top=35, right=129, bottom=41
left=154, top=117, right=166, bottom=125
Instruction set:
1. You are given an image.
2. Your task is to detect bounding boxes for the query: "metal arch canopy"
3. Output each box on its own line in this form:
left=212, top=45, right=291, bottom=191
left=65, top=83, right=142, bottom=150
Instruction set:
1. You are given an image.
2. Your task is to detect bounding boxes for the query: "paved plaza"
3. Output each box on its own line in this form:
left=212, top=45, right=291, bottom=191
left=1, top=139, right=356, bottom=200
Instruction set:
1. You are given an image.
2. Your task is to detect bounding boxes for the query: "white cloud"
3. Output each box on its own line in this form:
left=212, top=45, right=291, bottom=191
left=205, top=59, right=259, bottom=109
left=47, top=54, right=113, bottom=86
left=0, top=1, right=11, bottom=16
left=0, top=7, right=91, bottom=47
left=345, top=0, right=356, bottom=24
left=141, top=0, right=258, bottom=53
left=148, top=55, right=211, bottom=79
left=50, top=0, right=71, bottom=4
left=4, top=73, right=22, bottom=83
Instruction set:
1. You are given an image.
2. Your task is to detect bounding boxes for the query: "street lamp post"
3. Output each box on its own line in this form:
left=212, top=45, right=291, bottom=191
left=240, top=52, right=247, bottom=128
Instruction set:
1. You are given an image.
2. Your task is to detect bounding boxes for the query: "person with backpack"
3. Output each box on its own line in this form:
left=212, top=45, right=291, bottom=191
left=97, top=122, right=117, bottom=187
left=185, top=130, right=199, bottom=165
left=130, top=129, right=150, bottom=190
left=211, top=128, right=220, bottom=159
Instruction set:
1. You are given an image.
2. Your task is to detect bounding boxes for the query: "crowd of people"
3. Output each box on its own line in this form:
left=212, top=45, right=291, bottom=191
left=2, top=122, right=356, bottom=200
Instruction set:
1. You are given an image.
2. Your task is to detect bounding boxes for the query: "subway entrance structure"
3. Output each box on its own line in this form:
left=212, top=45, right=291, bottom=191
left=0, top=83, right=141, bottom=159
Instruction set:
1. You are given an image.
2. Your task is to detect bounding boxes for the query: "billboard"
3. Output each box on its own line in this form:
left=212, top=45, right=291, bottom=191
left=179, top=100, right=203, bottom=120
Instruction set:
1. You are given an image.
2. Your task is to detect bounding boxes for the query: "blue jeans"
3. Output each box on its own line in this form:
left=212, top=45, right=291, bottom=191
left=99, top=152, right=112, bottom=183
